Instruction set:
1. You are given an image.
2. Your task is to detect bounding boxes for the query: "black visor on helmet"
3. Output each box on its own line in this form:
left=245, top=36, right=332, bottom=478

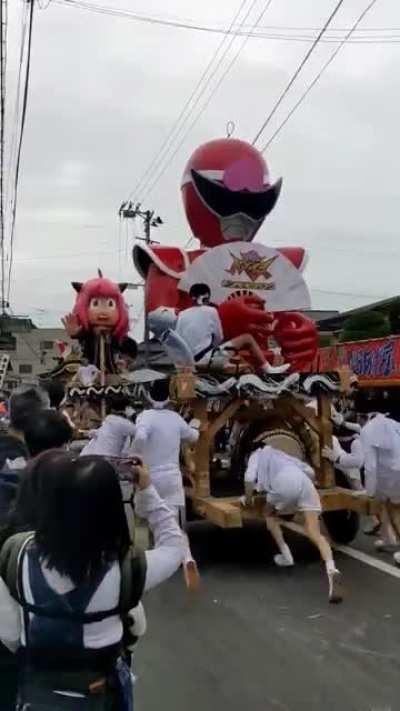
left=191, top=169, right=282, bottom=222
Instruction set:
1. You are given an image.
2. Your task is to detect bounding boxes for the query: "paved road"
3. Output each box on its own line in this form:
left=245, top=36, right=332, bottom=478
left=136, top=522, right=400, bottom=711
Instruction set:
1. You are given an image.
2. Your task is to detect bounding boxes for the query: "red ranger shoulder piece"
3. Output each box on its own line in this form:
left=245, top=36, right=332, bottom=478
left=133, top=242, right=204, bottom=279
left=276, top=247, right=307, bottom=272
left=133, top=241, right=306, bottom=278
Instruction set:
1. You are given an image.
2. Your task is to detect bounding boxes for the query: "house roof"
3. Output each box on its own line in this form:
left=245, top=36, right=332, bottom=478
left=317, top=296, right=400, bottom=332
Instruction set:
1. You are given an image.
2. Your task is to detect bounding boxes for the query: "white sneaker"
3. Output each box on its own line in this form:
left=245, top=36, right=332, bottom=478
left=328, top=569, right=344, bottom=604
left=393, top=551, right=400, bottom=567
left=274, top=553, right=294, bottom=567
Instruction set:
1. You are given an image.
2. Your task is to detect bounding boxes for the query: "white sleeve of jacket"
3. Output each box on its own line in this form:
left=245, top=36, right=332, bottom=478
left=244, top=451, right=259, bottom=485
left=135, top=486, right=185, bottom=592
left=213, top=310, right=224, bottom=347
left=0, top=577, right=21, bottom=652
left=336, top=437, right=364, bottom=470
left=179, top=416, right=200, bottom=444
left=134, top=415, right=149, bottom=449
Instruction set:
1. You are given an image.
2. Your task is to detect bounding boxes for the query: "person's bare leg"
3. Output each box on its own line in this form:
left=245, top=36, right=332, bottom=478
left=303, top=511, right=343, bottom=603
left=175, top=506, right=200, bottom=591
left=390, top=504, right=400, bottom=566
left=229, top=334, right=290, bottom=373
left=375, top=503, right=399, bottom=550
left=265, top=515, right=294, bottom=566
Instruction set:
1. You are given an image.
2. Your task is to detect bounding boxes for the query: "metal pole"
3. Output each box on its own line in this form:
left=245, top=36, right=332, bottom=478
left=143, top=211, right=152, bottom=366
left=0, top=0, right=6, bottom=314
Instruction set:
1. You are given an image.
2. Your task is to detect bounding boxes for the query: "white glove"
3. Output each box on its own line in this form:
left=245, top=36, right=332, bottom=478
left=189, top=418, right=201, bottom=430
left=128, top=602, right=147, bottom=640
left=322, top=445, right=337, bottom=463
left=331, top=410, right=344, bottom=427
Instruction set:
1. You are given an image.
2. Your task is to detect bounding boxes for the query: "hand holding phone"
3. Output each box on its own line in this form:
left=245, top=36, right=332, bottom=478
left=131, top=457, right=151, bottom=490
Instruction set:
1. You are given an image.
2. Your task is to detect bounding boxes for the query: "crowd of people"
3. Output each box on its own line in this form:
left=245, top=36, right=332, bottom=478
left=0, top=375, right=400, bottom=708
left=0, top=383, right=187, bottom=710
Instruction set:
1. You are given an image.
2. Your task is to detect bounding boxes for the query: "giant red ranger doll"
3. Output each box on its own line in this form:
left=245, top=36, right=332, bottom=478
left=133, top=138, right=317, bottom=370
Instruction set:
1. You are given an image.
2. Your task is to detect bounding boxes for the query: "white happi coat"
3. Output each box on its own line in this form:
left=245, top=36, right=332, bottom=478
left=360, top=414, right=400, bottom=501
left=80, top=414, right=136, bottom=458
left=245, top=445, right=320, bottom=513
left=175, top=305, right=224, bottom=360
left=332, top=435, right=364, bottom=484
left=134, top=409, right=199, bottom=507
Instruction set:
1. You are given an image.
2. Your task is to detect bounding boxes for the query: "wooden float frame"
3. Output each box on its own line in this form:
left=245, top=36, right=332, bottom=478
left=181, top=368, right=378, bottom=532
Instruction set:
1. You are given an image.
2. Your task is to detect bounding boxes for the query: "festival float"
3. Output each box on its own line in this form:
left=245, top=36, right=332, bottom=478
left=131, top=136, right=377, bottom=545
left=42, top=137, right=378, bottom=545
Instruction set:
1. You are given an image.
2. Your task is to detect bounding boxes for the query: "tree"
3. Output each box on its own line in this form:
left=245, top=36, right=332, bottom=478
left=388, top=299, right=400, bottom=335
left=318, top=334, right=335, bottom=347
left=340, top=310, right=390, bottom=343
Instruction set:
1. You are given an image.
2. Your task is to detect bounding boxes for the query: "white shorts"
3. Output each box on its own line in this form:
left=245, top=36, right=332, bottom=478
left=196, top=341, right=235, bottom=368
left=268, top=477, right=322, bottom=515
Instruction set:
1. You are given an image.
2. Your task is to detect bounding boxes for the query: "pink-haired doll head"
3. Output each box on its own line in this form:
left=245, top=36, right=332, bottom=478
left=72, top=273, right=129, bottom=342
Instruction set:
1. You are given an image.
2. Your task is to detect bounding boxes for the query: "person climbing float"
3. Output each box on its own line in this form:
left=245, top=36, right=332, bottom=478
left=175, top=282, right=290, bottom=375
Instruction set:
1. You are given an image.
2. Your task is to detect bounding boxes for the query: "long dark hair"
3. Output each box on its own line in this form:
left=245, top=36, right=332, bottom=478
left=31, top=451, right=130, bottom=585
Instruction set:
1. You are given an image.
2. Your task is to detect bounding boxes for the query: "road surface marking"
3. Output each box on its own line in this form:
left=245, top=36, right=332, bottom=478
left=334, top=545, right=400, bottom=580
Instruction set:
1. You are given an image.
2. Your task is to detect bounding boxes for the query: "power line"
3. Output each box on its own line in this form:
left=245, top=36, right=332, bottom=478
left=140, top=0, right=276, bottom=203
left=0, top=0, right=8, bottom=313
left=125, top=0, right=252, bottom=203
left=6, top=0, right=35, bottom=305
left=252, top=0, right=346, bottom=146
left=261, top=0, right=379, bottom=152
left=54, top=0, right=400, bottom=43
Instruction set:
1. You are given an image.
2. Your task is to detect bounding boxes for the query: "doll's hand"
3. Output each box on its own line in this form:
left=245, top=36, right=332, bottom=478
left=62, top=313, right=81, bottom=337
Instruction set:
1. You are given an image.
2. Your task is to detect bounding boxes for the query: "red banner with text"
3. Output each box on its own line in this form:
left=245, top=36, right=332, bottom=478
left=314, top=336, right=400, bottom=383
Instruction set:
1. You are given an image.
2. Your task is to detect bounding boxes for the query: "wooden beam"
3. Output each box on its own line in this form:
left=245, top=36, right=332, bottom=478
left=207, top=399, right=243, bottom=440
left=193, top=496, right=243, bottom=528
left=317, top=394, right=335, bottom=488
left=319, top=487, right=379, bottom=514
left=190, top=400, right=211, bottom=497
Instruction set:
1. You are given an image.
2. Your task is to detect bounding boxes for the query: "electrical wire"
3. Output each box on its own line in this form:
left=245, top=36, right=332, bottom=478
left=252, top=0, right=346, bottom=146
left=261, top=0, right=379, bottom=152
left=6, top=0, right=35, bottom=305
left=54, top=1, right=400, bottom=44
left=125, top=0, right=252, bottom=203
left=140, top=0, right=276, bottom=203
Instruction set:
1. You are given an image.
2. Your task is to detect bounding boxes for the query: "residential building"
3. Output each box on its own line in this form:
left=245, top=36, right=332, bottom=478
left=0, top=316, right=71, bottom=390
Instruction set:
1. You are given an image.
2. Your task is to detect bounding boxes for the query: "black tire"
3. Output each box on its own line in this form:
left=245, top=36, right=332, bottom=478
left=323, top=509, right=360, bottom=544
left=322, top=469, right=360, bottom=544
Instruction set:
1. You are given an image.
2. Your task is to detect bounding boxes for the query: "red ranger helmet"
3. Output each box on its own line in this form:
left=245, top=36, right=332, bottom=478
left=181, top=137, right=282, bottom=248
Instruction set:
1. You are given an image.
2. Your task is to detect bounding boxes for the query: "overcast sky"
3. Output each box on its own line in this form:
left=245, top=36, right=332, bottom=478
left=6, top=0, right=400, bottom=335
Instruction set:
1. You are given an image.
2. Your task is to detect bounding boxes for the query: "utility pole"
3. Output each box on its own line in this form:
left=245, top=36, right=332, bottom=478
left=118, top=201, right=163, bottom=366
left=0, top=0, right=7, bottom=315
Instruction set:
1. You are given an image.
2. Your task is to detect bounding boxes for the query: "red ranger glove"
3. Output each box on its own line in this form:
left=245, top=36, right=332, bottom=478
left=273, top=311, right=318, bottom=370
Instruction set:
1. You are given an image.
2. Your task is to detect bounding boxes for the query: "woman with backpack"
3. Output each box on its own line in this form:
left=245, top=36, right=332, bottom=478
left=0, top=449, right=184, bottom=710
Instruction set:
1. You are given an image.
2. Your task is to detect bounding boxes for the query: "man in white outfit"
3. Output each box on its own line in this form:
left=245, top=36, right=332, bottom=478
left=80, top=395, right=136, bottom=459
left=243, top=441, right=343, bottom=603
left=175, top=283, right=290, bottom=374
left=360, top=410, right=400, bottom=561
left=133, top=379, right=201, bottom=589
